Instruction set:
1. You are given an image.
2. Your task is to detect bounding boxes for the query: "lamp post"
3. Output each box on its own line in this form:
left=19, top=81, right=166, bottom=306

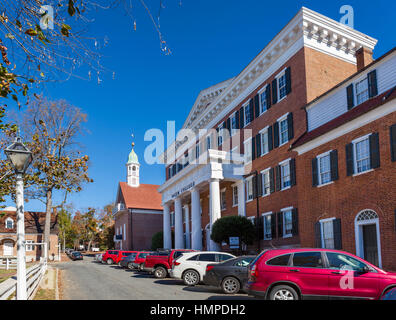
left=4, top=136, right=33, bottom=300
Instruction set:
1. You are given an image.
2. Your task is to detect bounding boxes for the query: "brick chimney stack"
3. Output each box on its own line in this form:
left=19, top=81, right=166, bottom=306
left=356, top=47, right=373, bottom=71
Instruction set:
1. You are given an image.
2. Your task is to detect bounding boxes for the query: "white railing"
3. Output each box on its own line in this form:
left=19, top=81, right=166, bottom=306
left=0, top=257, right=17, bottom=270
left=0, top=260, right=47, bottom=300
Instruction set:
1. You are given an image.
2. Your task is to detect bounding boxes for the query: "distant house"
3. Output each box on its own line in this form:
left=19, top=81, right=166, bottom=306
left=0, top=207, right=59, bottom=261
left=113, top=143, right=163, bottom=251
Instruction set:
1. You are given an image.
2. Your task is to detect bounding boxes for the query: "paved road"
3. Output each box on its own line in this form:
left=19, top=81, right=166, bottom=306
left=58, top=255, right=256, bottom=300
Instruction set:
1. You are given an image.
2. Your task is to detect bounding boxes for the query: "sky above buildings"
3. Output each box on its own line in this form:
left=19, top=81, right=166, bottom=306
left=5, top=0, right=396, bottom=213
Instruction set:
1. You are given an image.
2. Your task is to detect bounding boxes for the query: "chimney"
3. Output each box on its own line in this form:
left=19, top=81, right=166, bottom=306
left=356, top=47, right=373, bottom=71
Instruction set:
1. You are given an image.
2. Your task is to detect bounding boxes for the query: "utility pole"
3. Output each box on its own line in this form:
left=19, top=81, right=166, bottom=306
left=16, top=173, right=27, bottom=300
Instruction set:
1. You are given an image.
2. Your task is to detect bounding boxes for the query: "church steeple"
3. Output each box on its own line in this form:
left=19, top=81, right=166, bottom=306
left=127, top=137, right=140, bottom=187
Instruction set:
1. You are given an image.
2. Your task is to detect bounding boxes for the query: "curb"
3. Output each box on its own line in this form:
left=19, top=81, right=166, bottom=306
left=55, top=267, right=59, bottom=300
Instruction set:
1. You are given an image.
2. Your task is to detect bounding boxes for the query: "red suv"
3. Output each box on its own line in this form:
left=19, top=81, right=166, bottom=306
left=115, top=251, right=139, bottom=264
left=246, top=248, right=396, bottom=300
left=102, top=250, right=120, bottom=265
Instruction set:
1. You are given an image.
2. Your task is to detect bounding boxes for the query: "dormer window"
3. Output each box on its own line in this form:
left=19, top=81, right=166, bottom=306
left=5, top=218, right=14, bottom=229
left=356, top=77, right=369, bottom=105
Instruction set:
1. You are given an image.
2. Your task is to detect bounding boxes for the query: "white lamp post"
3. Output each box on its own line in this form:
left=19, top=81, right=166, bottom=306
left=4, top=136, right=33, bottom=300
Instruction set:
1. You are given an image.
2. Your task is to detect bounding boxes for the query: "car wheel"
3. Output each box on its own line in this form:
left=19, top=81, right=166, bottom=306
left=221, top=277, right=241, bottom=294
left=269, top=285, right=299, bottom=300
left=183, top=270, right=200, bottom=286
left=139, top=263, right=144, bottom=271
left=127, top=262, right=134, bottom=270
left=154, top=266, right=167, bottom=279
left=106, top=258, right=113, bottom=265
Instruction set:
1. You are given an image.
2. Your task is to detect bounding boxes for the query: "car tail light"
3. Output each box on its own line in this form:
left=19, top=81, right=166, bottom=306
left=206, top=265, right=214, bottom=272
left=249, top=264, right=259, bottom=281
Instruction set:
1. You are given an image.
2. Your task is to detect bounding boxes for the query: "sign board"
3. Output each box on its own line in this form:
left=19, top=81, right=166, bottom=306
left=229, top=237, right=240, bottom=249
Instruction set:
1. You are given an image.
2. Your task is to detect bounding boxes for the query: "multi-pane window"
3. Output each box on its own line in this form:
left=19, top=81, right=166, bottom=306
left=206, top=136, right=211, bottom=150
left=262, top=170, right=270, bottom=196
left=170, top=212, right=175, bottom=227
left=244, top=103, right=252, bottom=127
left=318, top=154, right=331, bottom=185
left=356, top=77, right=369, bottom=105
left=26, top=240, right=33, bottom=252
left=246, top=178, right=254, bottom=201
left=232, top=186, right=238, bottom=206
left=283, top=210, right=293, bottom=237
left=231, top=113, right=237, bottom=136
left=278, top=73, right=287, bottom=100
left=279, top=118, right=289, bottom=145
left=321, top=220, right=335, bottom=249
left=260, top=129, right=269, bottom=155
left=280, top=162, right=291, bottom=189
left=354, top=137, right=370, bottom=173
left=259, top=89, right=268, bottom=114
left=195, top=144, right=200, bottom=159
left=263, top=214, right=272, bottom=240
left=244, top=140, right=252, bottom=163
left=5, top=218, right=13, bottom=229
left=221, top=190, right=226, bottom=210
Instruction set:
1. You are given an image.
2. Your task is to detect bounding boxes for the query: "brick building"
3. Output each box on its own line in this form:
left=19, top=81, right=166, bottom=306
left=113, top=143, right=163, bottom=251
left=0, top=207, right=59, bottom=261
left=292, top=48, right=396, bottom=270
left=158, top=7, right=378, bottom=252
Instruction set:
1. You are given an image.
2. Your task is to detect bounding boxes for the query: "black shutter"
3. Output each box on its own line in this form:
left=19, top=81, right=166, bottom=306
left=346, top=143, right=354, bottom=176
left=272, top=78, right=278, bottom=105
left=256, top=133, right=261, bottom=158
left=239, top=107, right=244, bottom=129
left=287, top=112, right=294, bottom=141
left=333, top=218, right=342, bottom=250
left=254, top=94, right=260, bottom=118
left=314, top=222, right=322, bottom=248
left=273, top=122, right=279, bottom=148
left=285, top=66, right=292, bottom=95
left=269, top=168, right=275, bottom=193
left=271, top=213, right=276, bottom=239
left=268, top=125, right=273, bottom=151
left=252, top=136, right=256, bottom=161
left=312, top=158, right=318, bottom=186
left=291, top=208, right=298, bottom=236
left=249, top=99, right=254, bottom=122
left=236, top=109, right=240, bottom=129
left=277, top=212, right=283, bottom=238
left=257, top=173, right=263, bottom=197
left=252, top=175, right=257, bottom=199
left=330, top=150, right=339, bottom=181
left=391, top=124, right=396, bottom=162
left=290, top=158, right=296, bottom=186
left=258, top=216, right=264, bottom=240
left=226, top=118, right=231, bottom=137
left=266, top=85, right=272, bottom=110
left=369, top=132, right=380, bottom=169
left=347, top=84, right=354, bottom=110
left=367, top=70, right=378, bottom=98
left=275, top=165, right=281, bottom=191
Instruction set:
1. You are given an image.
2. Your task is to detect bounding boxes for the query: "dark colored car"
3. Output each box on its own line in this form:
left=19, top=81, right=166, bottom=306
left=246, top=248, right=396, bottom=300
left=381, top=287, right=396, bottom=300
left=102, top=250, right=120, bottom=264
left=70, top=251, right=83, bottom=261
left=116, top=251, right=139, bottom=264
left=203, top=256, right=255, bottom=294
left=119, top=252, right=138, bottom=269
left=131, top=251, right=154, bottom=271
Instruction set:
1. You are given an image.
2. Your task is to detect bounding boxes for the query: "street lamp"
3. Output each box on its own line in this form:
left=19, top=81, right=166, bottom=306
left=4, top=135, right=33, bottom=300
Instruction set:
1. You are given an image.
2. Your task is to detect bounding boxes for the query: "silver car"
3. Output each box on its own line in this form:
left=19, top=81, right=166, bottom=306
left=94, top=253, right=103, bottom=262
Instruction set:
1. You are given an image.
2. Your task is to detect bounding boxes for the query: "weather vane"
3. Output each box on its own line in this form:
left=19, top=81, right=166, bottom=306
left=131, top=133, right=135, bottom=147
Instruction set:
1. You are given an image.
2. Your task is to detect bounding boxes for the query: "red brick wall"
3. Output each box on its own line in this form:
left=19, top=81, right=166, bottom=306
left=131, top=212, right=163, bottom=250
left=114, top=210, right=131, bottom=250
left=297, top=112, right=396, bottom=270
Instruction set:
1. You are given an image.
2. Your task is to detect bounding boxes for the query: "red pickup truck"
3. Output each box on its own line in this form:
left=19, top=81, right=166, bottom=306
left=143, top=249, right=195, bottom=278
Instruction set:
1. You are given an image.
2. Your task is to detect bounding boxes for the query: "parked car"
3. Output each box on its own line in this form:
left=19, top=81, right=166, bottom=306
left=116, top=251, right=139, bottom=264
left=143, top=249, right=196, bottom=278
left=102, top=250, right=120, bottom=264
left=131, top=251, right=154, bottom=271
left=91, top=247, right=100, bottom=252
left=170, top=251, right=236, bottom=286
left=381, top=287, right=396, bottom=300
left=203, top=255, right=255, bottom=294
left=246, top=248, right=396, bottom=300
left=119, top=252, right=138, bottom=269
left=94, top=253, right=103, bottom=263
left=70, top=251, right=83, bottom=261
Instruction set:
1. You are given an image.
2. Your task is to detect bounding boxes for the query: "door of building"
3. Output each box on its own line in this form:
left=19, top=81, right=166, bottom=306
left=3, top=241, right=13, bottom=256
left=363, top=224, right=378, bottom=266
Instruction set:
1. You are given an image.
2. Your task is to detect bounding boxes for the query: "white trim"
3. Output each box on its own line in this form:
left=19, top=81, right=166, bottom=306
left=258, top=85, right=269, bottom=116
left=275, top=68, right=288, bottom=102
left=316, top=151, right=332, bottom=186
left=319, top=217, right=336, bottom=249
left=261, top=211, right=273, bottom=241
left=352, top=134, right=372, bottom=175
left=281, top=208, right=294, bottom=238
left=279, top=157, right=292, bottom=166
left=280, top=206, right=294, bottom=212
left=276, top=112, right=289, bottom=123
left=317, top=181, right=334, bottom=188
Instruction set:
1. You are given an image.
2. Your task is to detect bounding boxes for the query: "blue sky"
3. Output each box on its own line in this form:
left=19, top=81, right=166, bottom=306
left=5, top=0, right=396, bottom=213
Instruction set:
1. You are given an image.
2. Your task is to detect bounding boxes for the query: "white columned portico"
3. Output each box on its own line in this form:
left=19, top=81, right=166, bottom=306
left=237, top=179, right=246, bottom=216
left=174, top=197, right=184, bottom=249
left=191, top=187, right=202, bottom=250
left=163, top=203, right=172, bottom=249
left=209, top=178, right=221, bottom=251
left=183, top=205, right=191, bottom=249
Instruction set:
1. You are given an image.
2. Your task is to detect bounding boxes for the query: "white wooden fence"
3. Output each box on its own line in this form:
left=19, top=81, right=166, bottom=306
left=0, top=257, right=17, bottom=270
left=0, top=260, right=47, bottom=300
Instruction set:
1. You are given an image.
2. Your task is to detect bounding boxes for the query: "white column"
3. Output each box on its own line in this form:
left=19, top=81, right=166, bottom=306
left=183, top=205, right=191, bottom=249
left=209, top=178, right=221, bottom=251
left=191, top=188, right=202, bottom=250
left=174, top=197, right=184, bottom=249
left=237, top=179, right=246, bottom=216
left=163, top=203, right=172, bottom=249
left=16, top=173, right=27, bottom=300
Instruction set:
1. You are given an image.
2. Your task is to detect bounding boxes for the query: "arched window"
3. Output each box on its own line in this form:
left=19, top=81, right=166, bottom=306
left=5, top=218, right=14, bottom=229
left=356, top=210, right=378, bottom=222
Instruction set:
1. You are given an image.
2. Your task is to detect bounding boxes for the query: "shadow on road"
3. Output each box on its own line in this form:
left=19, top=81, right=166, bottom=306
left=154, top=279, right=184, bottom=286
left=131, top=273, right=152, bottom=279
left=182, top=285, right=223, bottom=294
left=206, top=295, right=257, bottom=300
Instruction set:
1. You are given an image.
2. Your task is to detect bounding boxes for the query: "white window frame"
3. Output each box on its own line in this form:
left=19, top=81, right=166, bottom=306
left=220, top=188, right=226, bottom=211
left=259, top=86, right=268, bottom=115
left=319, top=217, right=336, bottom=249
left=259, top=126, right=269, bottom=156
left=355, top=75, right=369, bottom=106
left=260, top=168, right=271, bottom=197
left=5, top=217, right=14, bottom=229
left=281, top=206, right=294, bottom=238
left=279, top=158, right=291, bottom=191
left=244, top=103, right=252, bottom=127
left=277, top=113, right=289, bottom=146
left=276, top=69, right=288, bottom=102
left=206, top=135, right=211, bottom=150
left=26, top=240, right=33, bottom=252
left=352, top=134, right=371, bottom=175
left=244, top=138, right=252, bottom=164
left=195, top=144, right=200, bottom=159
left=247, top=216, right=255, bottom=224
left=232, top=185, right=238, bottom=207
left=262, top=211, right=272, bottom=240
left=245, top=176, right=254, bottom=202
left=317, top=151, right=332, bottom=186
left=217, top=124, right=223, bottom=147
left=230, top=112, right=237, bottom=136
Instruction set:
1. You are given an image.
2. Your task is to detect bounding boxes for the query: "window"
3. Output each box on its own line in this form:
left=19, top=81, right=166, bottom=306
left=187, top=254, right=199, bottom=261
left=244, top=103, right=252, bottom=127
left=262, top=169, right=270, bottom=196
left=278, top=72, right=287, bottom=100
left=355, top=77, right=369, bottom=105
left=232, top=186, right=238, bottom=206
left=263, top=214, right=272, bottom=240
left=266, top=254, right=291, bottom=266
left=326, top=252, right=368, bottom=271
left=245, top=177, right=253, bottom=201
left=198, top=253, right=216, bottom=262
left=170, top=212, right=175, bottom=227
left=279, top=118, right=289, bottom=145
left=321, top=219, right=335, bottom=249
left=230, top=113, right=237, bottom=136
left=280, top=161, right=291, bottom=189
left=195, top=144, right=200, bottom=159
left=283, top=209, right=293, bottom=237
left=26, top=240, right=33, bottom=252
left=234, top=257, right=254, bottom=267
left=5, top=218, right=13, bottom=229
left=220, top=189, right=226, bottom=211
left=217, top=125, right=223, bottom=146
left=218, top=254, right=234, bottom=262
left=206, top=136, right=211, bottom=150
left=244, top=139, right=252, bottom=163
left=260, top=128, right=269, bottom=156
left=259, top=88, right=268, bottom=114
left=318, top=153, right=331, bottom=185
left=354, top=137, right=370, bottom=173
left=292, top=252, right=324, bottom=268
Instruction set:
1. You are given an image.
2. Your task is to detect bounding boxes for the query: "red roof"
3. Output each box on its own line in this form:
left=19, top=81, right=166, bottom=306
left=292, top=87, right=396, bottom=149
left=0, top=210, right=58, bottom=234
left=119, top=182, right=163, bottom=211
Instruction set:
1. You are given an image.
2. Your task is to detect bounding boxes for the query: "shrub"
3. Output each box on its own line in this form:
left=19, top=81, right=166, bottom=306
left=210, top=216, right=255, bottom=246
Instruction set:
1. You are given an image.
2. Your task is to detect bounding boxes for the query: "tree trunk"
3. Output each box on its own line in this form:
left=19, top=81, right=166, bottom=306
left=43, top=189, right=52, bottom=258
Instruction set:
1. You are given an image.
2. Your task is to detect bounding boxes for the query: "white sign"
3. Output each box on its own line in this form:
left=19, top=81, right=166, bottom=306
left=229, top=237, right=239, bottom=249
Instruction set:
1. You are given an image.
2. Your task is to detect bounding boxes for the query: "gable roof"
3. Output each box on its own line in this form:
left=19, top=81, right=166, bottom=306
left=0, top=210, right=59, bottom=234
left=118, top=182, right=163, bottom=211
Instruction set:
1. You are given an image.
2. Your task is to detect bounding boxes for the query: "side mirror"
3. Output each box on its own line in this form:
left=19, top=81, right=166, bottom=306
left=360, top=266, right=371, bottom=273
